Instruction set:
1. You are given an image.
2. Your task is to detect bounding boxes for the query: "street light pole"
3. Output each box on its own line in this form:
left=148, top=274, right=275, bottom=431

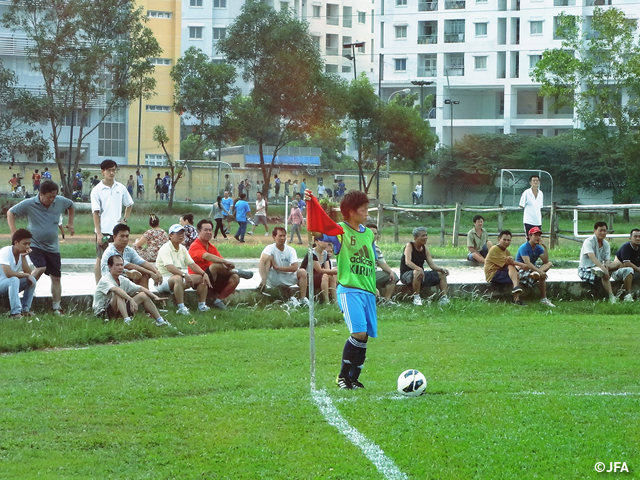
left=388, top=88, right=411, bottom=103
left=411, top=80, right=434, bottom=120
left=444, top=99, right=460, bottom=147
left=343, top=41, right=365, bottom=80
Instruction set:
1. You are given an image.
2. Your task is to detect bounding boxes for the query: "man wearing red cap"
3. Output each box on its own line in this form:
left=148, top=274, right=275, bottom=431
left=515, top=226, right=555, bottom=307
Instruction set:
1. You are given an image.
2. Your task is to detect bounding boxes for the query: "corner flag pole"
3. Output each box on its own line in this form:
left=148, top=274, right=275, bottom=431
left=307, top=229, right=316, bottom=391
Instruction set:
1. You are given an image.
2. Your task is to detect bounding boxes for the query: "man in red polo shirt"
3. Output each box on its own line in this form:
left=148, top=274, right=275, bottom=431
left=188, top=218, right=253, bottom=310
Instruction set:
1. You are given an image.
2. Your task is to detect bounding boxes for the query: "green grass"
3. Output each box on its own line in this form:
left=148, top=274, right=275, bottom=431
left=0, top=302, right=638, bottom=478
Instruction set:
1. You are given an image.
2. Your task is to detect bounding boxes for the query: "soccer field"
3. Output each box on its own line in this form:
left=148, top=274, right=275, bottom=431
left=1, top=304, right=638, bottom=478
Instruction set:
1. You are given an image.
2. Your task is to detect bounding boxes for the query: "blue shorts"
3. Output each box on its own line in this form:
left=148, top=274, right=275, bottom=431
left=491, top=266, right=512, bottom=284
left=337, top=289, right=377, bottom=338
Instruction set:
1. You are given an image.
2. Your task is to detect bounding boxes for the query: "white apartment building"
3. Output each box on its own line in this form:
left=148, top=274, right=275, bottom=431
left=376, top=0, right=638, bottom=146
left=181, top=0, right=375, bottom=83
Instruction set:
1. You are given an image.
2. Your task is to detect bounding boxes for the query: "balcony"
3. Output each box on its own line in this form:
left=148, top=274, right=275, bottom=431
left=0, top=34, right=32, bottom=56
left=586, top=0, right=611, bottom=4
left=553, top=0, right=575, bottom=5
left=446, top=65, right=464, bottom=76
left=444, top=33, right=465, bottom=43
left=445, top=0, right=465, bottom=9
left=418, top=34, right=437, bottom=44
left=418, top=67, right=437, bottom=77
left=418, top=1, right=438, bottom=11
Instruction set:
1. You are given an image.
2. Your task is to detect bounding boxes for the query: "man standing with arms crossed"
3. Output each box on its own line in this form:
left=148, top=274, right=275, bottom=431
left=519, top=174, right=543, bottom=237
left=8, top=180, right=75, bottom=316
left=91, top=159, right=134, bottom=283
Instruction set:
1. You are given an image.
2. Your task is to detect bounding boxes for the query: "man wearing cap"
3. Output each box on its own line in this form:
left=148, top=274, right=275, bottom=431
left=91, top=159, right=134, bottom=283
left=515, top=227, right=555, bottom=307
left=155, top=223, right=212, bottom=315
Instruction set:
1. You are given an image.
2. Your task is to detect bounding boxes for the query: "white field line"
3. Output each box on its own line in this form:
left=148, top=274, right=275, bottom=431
left=333, top=391, right=640, bottom=403
left=311, top=389, right=408, bottom=480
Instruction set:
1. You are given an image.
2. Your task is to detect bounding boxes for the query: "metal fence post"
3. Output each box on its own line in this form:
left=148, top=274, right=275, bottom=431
left=452, top=202, right=461, bottom=247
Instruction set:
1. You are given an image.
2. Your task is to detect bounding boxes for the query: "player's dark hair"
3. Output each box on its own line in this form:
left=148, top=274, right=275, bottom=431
left=112, top=223, right=130, bottom=236
left=216, top=195, right=222, bottom=207
left=630, top=228, right=640, bottom=236
left=100, top=159, right=117, bottom=170
left=12, top=228, right=32, bottom=245
left=39, top=180, right=58, bottom=195
left=473, top=215, right=484, bottom=223
left=594, top=221, right=607, bottom=230
left=107, top=255, right=123, bottom=267
left=239, top=193, right=246, bottom=200
left=272, top=226, right=286, bottom=237
left=181, top=213, right=194, bottom=225
left=498, top=230, right=512, bottom=239
left=149, top=214, right=160, bottom=227
left=197, top=218, right=213, bottom=231
left=34, top=169, right=39, bottom=173
left=529, top=174, right=540, bottom=182
left=340, top=190, right=368, bottom=218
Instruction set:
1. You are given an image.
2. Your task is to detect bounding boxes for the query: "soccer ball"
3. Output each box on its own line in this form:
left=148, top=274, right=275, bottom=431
left=397, top=369, right=427, bottom=396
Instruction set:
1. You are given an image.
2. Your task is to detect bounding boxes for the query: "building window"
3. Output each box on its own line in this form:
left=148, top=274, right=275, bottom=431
left=358, top=11, right=366, bottom=24
left=342, top=65, right=352, bottom=73
left=62, top=109, right=88, bottom=127
left=189, top=27, right=203, bottom=39
left=529, top=54, right=542, bottom=69
left=213, top=0, right=227, bottom=7
left=326, top=4, right=339, bottom=26
left=394, top=58, right=407, bottom=71
left=148, top=11, right=172, bottom=19
left=395, top=25, right=407, bottom=39
left=358, top=43, right=365, bottom=53
left=150, top=58, right=172, bottom=66
left=325, top=64, right=338, bottom=73
left=475, top=22, right=487, bottom=36
left=145, top=154, right=167, bottom=166
left=313, top=5, right=321, bottom=17
left=530, top=21, right=543, bottom=35
left=213, top=28, right=226, bottom=42
left=98, top=107, right=126, bottom=158
left=190, top=0, right=203, bottom=6
left=343, top=6, right=352, bottom=28
left=280, top=1, right=289, bottom=11
left=396, top=0, right=407, bottom=5
left=475, top=56, right=487, bottom=70
left=146, top=105, right=172, bottom=113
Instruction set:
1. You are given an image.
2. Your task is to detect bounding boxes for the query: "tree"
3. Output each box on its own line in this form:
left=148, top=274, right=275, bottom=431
left=171, top=47, right=239, bottom=164
left=217, top=1, right=347, bottom=199
left=153, top=125, right=185, bottom=211
left=531, top=7, right=640, bottom=205
left=346, top=74, right=437, bottom=193
left=2, top=0, right=161, bottom=197
left=0, top=61, right=49, bottom=163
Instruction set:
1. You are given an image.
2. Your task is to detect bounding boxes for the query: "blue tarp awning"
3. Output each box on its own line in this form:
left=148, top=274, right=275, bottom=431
left=244, top=154, right=321, bottom=166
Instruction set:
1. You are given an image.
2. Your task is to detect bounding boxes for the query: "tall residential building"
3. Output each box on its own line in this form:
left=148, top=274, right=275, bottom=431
left=130, top=0, right=182, bottom=167
left=181, top=0, right=375, bottom=83
left=375, top=0, right=628, bottom=145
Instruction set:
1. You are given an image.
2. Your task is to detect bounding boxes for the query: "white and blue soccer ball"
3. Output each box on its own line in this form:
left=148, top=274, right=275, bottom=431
left=397, top=369, right=427, bottom=396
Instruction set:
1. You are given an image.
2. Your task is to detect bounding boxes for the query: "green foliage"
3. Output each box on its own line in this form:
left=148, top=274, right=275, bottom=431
left=217, top=2, right=348, bottom=201
left=171, top=46, right=239, bottom=161
left=1, top=0, right=161, bottom=198
left=532, top=7, right=640, bottom=201
left=347, top=74, right=438, bottom=192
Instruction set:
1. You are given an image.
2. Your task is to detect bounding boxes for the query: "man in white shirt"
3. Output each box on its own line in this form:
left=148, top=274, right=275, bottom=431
left=248, top=191, right=269, bottom=236
left=577, top=221, right=631, bottom=303
left=93, top=254, right=169, bottom=326
left=91, top=159, right=134, bottom=283
left=100, top=223, right=162, bottom=288
left=156, top=224, right=212, bottom=315
left=519, top=174, right=544, bottom=237
left=412, top=182, right=422, bottom=204
left=0, top=229, right=36, bottom=318
left=257, top=227, right=307, bottom=305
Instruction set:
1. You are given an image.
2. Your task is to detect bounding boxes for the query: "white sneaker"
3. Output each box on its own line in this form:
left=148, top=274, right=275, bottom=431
left=540, top=298, right=556, bottom=307
left=198, top=304, right=211, bottom=312
left=288, top=296, right=301, bottom=308
left=609, top=295, right=617, bottom=304
left=624, top=293, right=634, bottom=303
left=155, top=318, right=170, bottom=327
left=438, top=295, right=450, bottom=306
left=247, top=231, right=253, bottom=236
left=212, top=298, right=227, bottom=310
left=176, top=306, right=190, bottom=315
left=593, top=267, right=606, bottom=278
left=264, top=232, right=269, bottom=237
left=124, top=317, right=132, bottom=325
left=301, top=297, right=310, bottom=307
left=413, top=295, right=423, bottom=306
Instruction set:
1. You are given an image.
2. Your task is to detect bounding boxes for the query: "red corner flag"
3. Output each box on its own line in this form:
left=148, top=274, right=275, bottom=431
left=306, top=194, right=344, bottom=236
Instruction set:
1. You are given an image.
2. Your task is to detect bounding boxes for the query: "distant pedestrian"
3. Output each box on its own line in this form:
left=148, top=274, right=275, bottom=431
left=32, top=169, right=41, bottom=193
